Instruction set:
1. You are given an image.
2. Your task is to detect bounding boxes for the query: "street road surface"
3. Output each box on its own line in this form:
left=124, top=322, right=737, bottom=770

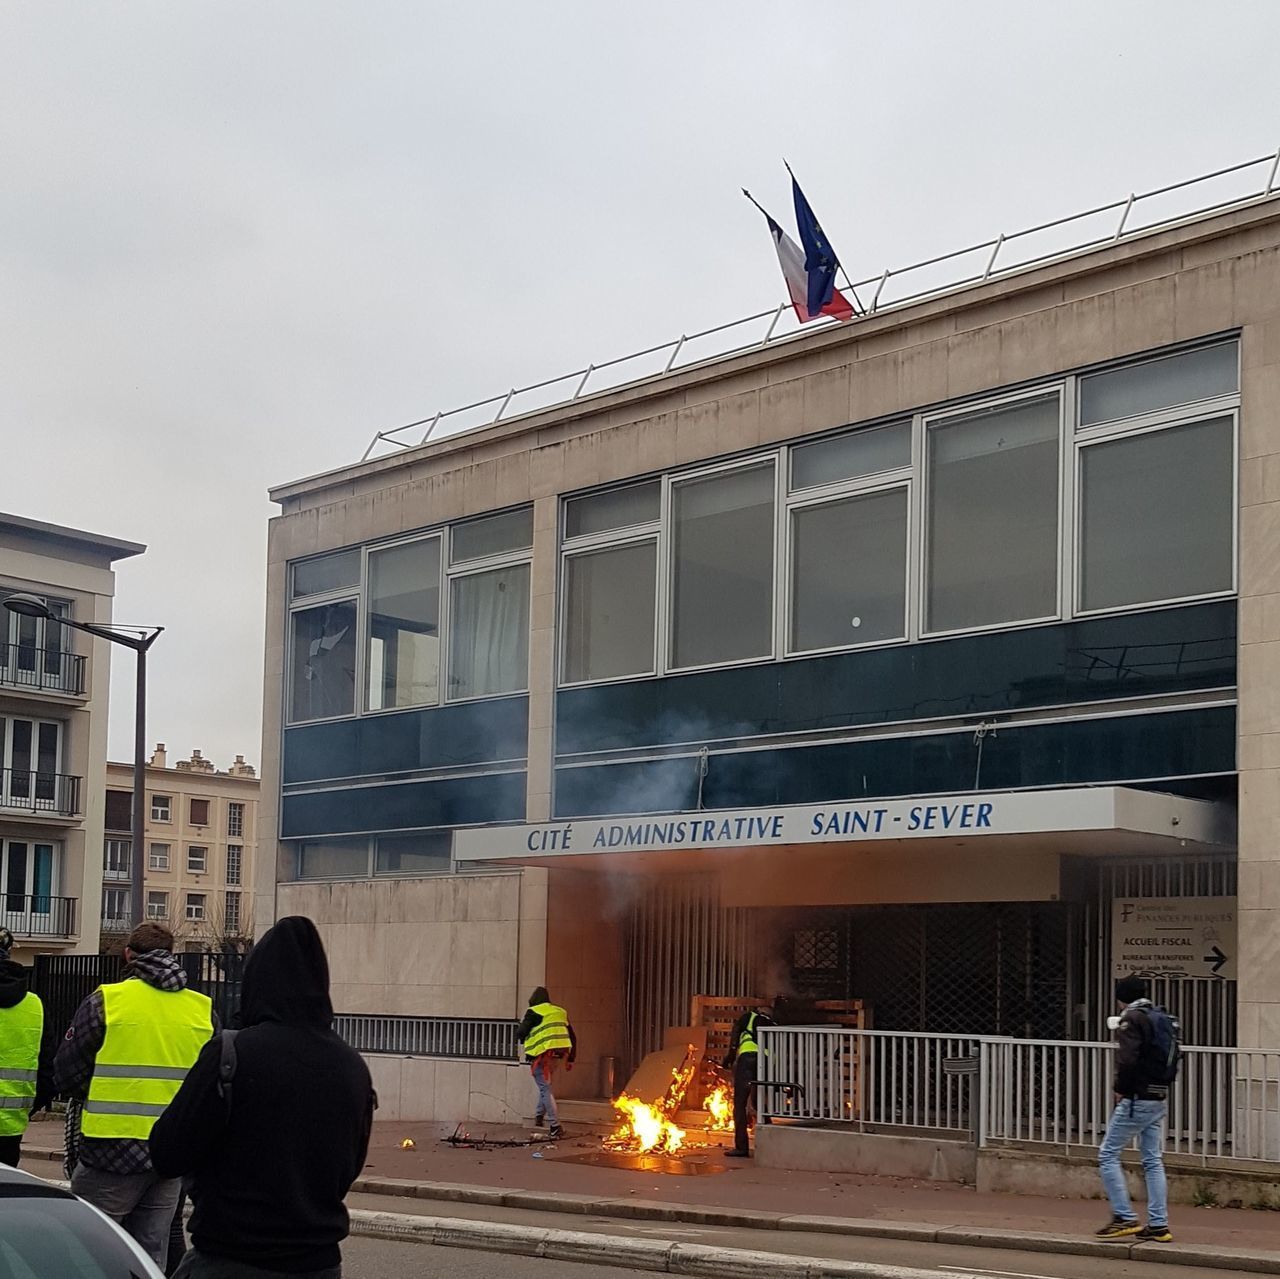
left=343, top=1236, right=630, bottom=1276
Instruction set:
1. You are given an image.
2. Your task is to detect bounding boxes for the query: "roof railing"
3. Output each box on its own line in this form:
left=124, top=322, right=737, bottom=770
left=360, top=147, right=1280, bottom=464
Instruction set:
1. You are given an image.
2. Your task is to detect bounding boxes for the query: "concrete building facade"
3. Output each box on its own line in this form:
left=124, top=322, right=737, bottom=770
left=103, top=744, right=259, bottom=948
left=257, top=189, right=1280, bottom=1125
left=0, top=513, right=144, bottom=964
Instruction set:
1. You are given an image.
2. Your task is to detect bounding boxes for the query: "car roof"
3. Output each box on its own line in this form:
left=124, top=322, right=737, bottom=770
left=0, top=1164, right=74, bottom=1198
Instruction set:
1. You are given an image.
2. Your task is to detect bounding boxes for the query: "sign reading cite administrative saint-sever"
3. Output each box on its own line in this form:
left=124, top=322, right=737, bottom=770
left=1111, top=897, right=1238, bottom=982
left=453, top=786, right=1208, bottom=863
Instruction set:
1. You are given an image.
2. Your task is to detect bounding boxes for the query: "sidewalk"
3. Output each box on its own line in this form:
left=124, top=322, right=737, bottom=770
left=350, top=1121, right=1280, bottom=1258
left=24, top=1118, right=1280, bottom=1269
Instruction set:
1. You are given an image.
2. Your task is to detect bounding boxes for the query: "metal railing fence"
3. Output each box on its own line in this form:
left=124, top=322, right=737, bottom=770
left=361, top=148, right=1280, bottom=464
left=759, top=1027, right=1280, bottom=1167
left=0, top=646, right=86, bottom=695
left=0, top=768, right=80, bottom=816
left=333, top=1013, right=519, bottom=1062
left=1, top=895, right=76, bottom=941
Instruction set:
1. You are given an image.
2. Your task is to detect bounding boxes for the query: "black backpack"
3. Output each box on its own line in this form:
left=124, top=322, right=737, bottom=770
left=1136, top=1004, right=1182, bottom=1086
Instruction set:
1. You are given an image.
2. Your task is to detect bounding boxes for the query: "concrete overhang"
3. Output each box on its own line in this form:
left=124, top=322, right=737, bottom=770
left=453, top=785, right=1235, bottom=873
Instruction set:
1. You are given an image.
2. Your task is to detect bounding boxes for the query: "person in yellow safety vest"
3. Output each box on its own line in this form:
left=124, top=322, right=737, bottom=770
left=517, top=987, right=576, bottom=1140
left=54, top=921, right=215, bottom=1268
left=722, top=1000, right=775, bottom=1158
left=0, top=928, right=53, bottom=1167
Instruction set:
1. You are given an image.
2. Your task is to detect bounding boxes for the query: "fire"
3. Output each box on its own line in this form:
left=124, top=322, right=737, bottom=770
left=606, top=1094, right=686, bottom=1154
left=703, top=1084, right=733, bottom=1131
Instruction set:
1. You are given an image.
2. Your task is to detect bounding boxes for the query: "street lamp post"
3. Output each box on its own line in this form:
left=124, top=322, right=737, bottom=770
left=3, top=593, right=163, bottom=930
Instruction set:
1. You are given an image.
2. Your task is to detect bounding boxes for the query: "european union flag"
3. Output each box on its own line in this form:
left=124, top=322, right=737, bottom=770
left=789, top=166, right=844, bottom=320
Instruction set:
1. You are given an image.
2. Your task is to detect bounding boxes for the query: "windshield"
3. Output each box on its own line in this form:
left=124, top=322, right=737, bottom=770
left=0, top=1194, right=153, bottom=1279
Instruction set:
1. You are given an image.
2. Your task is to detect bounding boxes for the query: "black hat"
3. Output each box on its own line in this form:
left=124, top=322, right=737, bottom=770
left=1115, top=974, right=1149, bottom=1004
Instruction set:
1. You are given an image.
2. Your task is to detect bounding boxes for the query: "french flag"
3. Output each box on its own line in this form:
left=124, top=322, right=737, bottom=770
left=744, top=180, right=856, bottom=324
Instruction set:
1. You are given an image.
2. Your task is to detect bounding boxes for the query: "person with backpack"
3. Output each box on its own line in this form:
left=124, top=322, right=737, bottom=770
left=149, top=916, right=375, bottom=1278
left=1095, top=974, right=1180, bottom=1243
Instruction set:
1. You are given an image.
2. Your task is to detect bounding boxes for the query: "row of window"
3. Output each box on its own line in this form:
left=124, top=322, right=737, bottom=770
left=285, top=339, right=1239, bottom=722
left=288, top=832, right=453, bottom=881
left=102, top=887, right=240, bottom=928
left=102, top=840, right=242, bottom=883
left=146, top=795, right=246, bottom=835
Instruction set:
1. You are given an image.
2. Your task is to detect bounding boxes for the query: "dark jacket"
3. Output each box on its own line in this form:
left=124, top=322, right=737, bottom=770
left=0, top=960, right=54, bottom=1112
left=151, top=918, right=375, bottom=1274
left=1114, top=999, right=1164, bottom=1098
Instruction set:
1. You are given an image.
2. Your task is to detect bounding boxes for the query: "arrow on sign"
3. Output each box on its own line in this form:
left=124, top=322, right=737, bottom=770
left=1203, top=945, right=1229, bottom=975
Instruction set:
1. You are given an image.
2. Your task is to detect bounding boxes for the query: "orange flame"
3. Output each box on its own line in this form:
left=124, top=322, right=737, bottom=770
left=703, top=1083, right=733, bottom=1131
left=606, top=1094, right=686, bottom=1154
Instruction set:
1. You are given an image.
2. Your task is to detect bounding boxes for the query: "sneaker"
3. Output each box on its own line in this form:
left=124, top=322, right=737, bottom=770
left=533, top=1114, right=544, bottom=1128
left=548, top=1124, right=564, bottom=1140
left=1094, top=1217, right=1142, bottom=1238
left=1135, top=1225, right=1173, bottom=1243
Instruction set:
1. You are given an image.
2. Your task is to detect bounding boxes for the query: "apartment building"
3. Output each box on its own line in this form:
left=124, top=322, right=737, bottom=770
left=1, top=512, right=144, bottom=963
left=103, top=744, right=258, bottom=948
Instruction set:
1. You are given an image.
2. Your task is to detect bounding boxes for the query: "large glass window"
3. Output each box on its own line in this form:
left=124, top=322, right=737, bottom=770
left=791, top=488, right=908, bottom=651
left=565, top=481, right=660, bottom=538
left=0, top=715, right=60, bottom=806
left=564, top=541, right=657, bottom=682
left=289, top=599, right=358, bottom=721
left=1079, top=343, right=1237, bottom=426
left=375, top=831, right=452, bottom=875
left=926, top=395, right=1060, bottom=633
left=448, top=564, right=531, bottom=699
left=367, top=538, right=441, bottom=710
left=293, top=837, right=371, bottom=880
left=1080, top=416, right=1234, bottom=611
left=671, top=463, right=776, bottom=668
left=451, top=508, right=534, bottom=563
left=791, top=422, right=911, bottom=490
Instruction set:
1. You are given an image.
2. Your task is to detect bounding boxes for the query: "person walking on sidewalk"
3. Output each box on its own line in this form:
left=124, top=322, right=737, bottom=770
left=1095, top=975, right=1180, bottom=1243
left=518, top=987, right=576, bottom=1139
left=53, top=922, right=214, bottom=1267
left=723, top=999, right=774, bottom=1159
left=0, top=928, right=52, bottom=1167
left=150, top=916, right=375, bottom=1279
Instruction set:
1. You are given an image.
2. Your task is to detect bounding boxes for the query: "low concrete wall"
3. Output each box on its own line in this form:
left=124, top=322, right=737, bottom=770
left=757, top=1125, right=1280, bottom=1209
left=362, top=1053, right=533, bottom=1124
left=756, top=1124, right=977, bottom=1183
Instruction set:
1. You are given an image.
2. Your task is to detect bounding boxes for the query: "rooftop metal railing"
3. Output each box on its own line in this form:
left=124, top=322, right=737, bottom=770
left=361, top=148, right=1280, bottom=465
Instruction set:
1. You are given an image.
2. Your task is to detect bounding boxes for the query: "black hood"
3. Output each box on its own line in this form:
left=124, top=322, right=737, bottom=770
left=0, top=960, right=30, bottom=1009
left=239, top=916, right=333, bottom=1028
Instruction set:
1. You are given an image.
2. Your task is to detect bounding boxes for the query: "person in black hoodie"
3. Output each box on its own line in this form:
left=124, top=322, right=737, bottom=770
left=150, top=916, right=375, bottom=1279
left=0, top=928, right=53, bottom=1166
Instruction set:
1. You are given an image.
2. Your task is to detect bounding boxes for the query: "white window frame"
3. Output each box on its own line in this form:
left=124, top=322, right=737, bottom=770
left=151, top=794, right=172, bottom=823
left=149, top=843, right=171, bottom=871
left=103, top=838, right=131, bottom=880
left=146, top=890, right=169, bottom=920
left=284, top=593, right=361, bottom=727
left=917, top=383, right=1067, bottom=641
left=185, top=892, right=206, bottom=922
left=226, top=844, right=242, bottom=886
left=224, top=890, right=241, bottom=930
left=227, top=802, right=244, bottom=838
left=187, top=845, right=208, bottom=874
left=1072, top=400, right=1240, bottom=618
left=102, top=886, right=130, bottom=923
left=0, top=714, right=65, bottom=806
left=363, top=531, right=445, bottom=714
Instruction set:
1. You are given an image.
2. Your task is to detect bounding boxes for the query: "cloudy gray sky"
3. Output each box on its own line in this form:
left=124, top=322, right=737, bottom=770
left=2, top=1, right=1277, bottom=768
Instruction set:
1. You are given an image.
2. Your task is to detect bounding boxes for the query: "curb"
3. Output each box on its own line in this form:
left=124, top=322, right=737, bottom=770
left=349, top=1207, right=983, bottom=1279
left=349, top=1176, right=1280, bottom=1275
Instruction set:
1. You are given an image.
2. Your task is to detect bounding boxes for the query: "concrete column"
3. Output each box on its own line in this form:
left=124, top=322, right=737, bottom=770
left=525, top=495, right=557, bottom=821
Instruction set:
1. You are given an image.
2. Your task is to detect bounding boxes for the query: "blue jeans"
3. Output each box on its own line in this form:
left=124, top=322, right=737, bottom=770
left=1098, top=1099, right=1168, bottom=1228
left=532, top=1060, right=558, bottom=1126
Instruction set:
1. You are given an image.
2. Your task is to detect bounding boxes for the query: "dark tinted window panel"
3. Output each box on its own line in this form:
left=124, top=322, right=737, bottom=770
left=553, top=706, right=1234, bottom=817
left=105, top=789, right=132, bottom=832
left=281, top=771, right=527, bottom=838
left=283, top=695, right=528, bottom=783
left=555, top=601, right=1235, bottom=755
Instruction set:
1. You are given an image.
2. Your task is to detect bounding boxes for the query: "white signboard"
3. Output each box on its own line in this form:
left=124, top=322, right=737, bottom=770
left=453, top=786, right=1221, bottom=863
left=1111, top=897, right=1237, bottom=982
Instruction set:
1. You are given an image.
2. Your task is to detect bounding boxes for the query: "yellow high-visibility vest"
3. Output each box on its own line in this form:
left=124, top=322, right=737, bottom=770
left=81, top=980, right=213, bottom=1140
left=523, top=1002, right=572, bottom=1058
left=737, top=1011, right=761, bottom=1056
left=0, top=993, right=43, bottom=1137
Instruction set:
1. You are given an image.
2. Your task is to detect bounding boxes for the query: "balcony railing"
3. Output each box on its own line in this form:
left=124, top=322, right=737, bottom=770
left=0, top=646, right=86, bottom=696
left=3, top=895, right=76, bottom=940
left=0, top=769, right=81, bottom=817
left=102, top=865, right=131, bottom=881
